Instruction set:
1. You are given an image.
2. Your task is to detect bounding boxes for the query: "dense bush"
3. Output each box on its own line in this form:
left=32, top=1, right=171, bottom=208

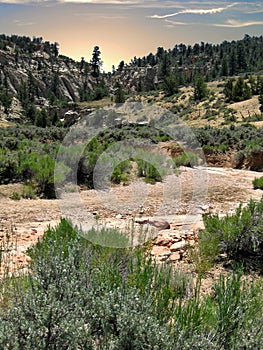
left=0, top=219, right=262, bottom=349
left=0, top=126, right=67, bottom=196
left=111, top=159, right=131, bottom=184
left=0, top=150, right=19, bottom=184
left=193, top=124, right=263, bottom=171
left=2, top=122, right=263, bottom=196
left=194, top=124, right=263, bottom=152
left=223, top=77, right=252, bottom=102
left=0, top=124, right=174, bottom=193
left=196, top=196, right=263, bottom=272
left=136, top=158, right=162, bottom=183
left=173, top=151, right=199, bottom=168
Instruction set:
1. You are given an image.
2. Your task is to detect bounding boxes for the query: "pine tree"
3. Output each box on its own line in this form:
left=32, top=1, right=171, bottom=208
left=137, top=77, right=144, bottom=93
left=114, top=82, right=125, bottom=103
left=90, top=46, right=102, bottom=79
left=49, top=71, right=60, bottom=103
left=223, top=79, right=234, bottom=102
left=229, top=49, right=237, bottom=76
left=221, top=57, right=229, bottom=76
left=236, top=42, right=247, bottom=71
left=0, top=92, right=12, bottom=115
left=232, top=77, right=251, bottom=102
left=163, top=74, right=179, bottom=96
left=118, top=61, right=125, bottom=72
left=159, top=52, right=171, bottom=79
left=193, top=74, right=208, bottom=101
left=27, top=71, right=36, bottom=102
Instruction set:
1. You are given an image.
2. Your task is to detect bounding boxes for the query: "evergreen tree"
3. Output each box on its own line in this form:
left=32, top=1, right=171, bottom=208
left=236, top=42, right=247, bottom=71
left=137, top=76, right=144, bottom=93
left=35, top=108, right=48, bottom=128
left=0, top=92, right=12, bottom=115
left=79, top=80, right=91, bottom=102
left=51, top=109, right=59, bottom=125
left=118, top=60, right=125, bottom=72
left=53, top=42, right=59, bottom=58
left=221, top=57, right=229, bottom=76
left=90, top=46, right=102, bottom=79
left=92, top=80, right=108, bottom=101
left=243, top=82, right=252, bottom=100
left=49, top=71, right=60, bottom=103
left=193, top=74, right=208, bottom=101
left=229, top=49, right=237, bottom=76
left=27, top=71, right=37, bottom=102
left=26, top=104, right=37, bottom=124
left=232, top=77, right=251, bottom=102
left=159, top=52, right=171, bottom=79
left=114, top=82, right=125, bottom=103
left=146, top=53, right=156, bottom=66
left=223, top=79, right=234, bottom=102
left=163, top=74, right=179, bottom=96
left=248, top=75, right=258, bottom=94
left=156, top=47, right=165, bottom=62
left=80, top=57, right=85, bottom=72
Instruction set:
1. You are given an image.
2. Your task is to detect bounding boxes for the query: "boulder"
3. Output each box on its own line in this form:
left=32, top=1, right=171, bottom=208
left=170, top=240, right=187, bottom=252
left=64, top=110, right=79, bottom=126
left=155, top=234, right=173, bottom=246
left=169, top=252, right=181, bottom=262
left=151, top=246, right=171, bottom=259
left=135, top=217, right=170, bottom=230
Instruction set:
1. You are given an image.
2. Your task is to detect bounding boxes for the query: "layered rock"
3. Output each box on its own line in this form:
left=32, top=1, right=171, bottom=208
left=150, top=220, right=203, bottom=263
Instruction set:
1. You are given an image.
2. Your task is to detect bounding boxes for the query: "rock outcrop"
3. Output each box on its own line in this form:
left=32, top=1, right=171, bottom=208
left=150, top=221, right=203, bottom=263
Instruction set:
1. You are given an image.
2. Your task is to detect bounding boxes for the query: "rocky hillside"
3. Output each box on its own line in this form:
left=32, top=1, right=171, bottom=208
left=0, top=34, right=263, bottom=124
left=0, top=35, right=99, bottom=104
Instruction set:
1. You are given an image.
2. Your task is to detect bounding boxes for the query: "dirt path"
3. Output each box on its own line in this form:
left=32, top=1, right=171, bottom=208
left=0, top=166, right=262, bottom=274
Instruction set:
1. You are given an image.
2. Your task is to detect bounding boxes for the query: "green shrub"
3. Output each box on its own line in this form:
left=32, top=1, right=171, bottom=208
left=173, top=151, right=199, bottom=167
left=197, top=197, right=263, bottom=272
left=144, top=176, right=157, bottom=184
left=0, top=151, right=19, bottom=184
left=0, top=220, right=263, bottom=349
left=212, top=272, right=263, bottom=350
left=111, top=160, right=131, bottom=184
left=20, top=153, right=70, bottom=199
left=253, top=176, right=263, bottom=190
left=136, top=159, right=161, bottom=182
left=10, top=191, right=21, bottom=200
left=22, top=184, right=37, bottom=199
left=21, top=220, right=188, bottom=348
left=84, top=227, right=130, bottom=248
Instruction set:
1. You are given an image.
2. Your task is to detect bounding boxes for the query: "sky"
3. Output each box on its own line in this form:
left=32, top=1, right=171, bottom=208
left=0, top=0, right=263, bottom=72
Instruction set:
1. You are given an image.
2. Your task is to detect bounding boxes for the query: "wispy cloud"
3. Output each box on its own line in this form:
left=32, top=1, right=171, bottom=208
left=60, top=0, right=140, bottom=3
left=74, top=12, right=126, bottom=18
left=0, top=0, right=205, bottom=5
left=0, top=0, right=52, bottom=3
left=149, top=3, right=238, bottom=19
left=164, top=19, right=188, bottom=27
left=164, top=19, right=191, bottom=27
left=13, top=19, right=36, bottom=26
left=213, top=19, right=263, bottom=28
left=0, top=0, right=30, bottom=3
left=0, top=0, right=140, bottom=3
